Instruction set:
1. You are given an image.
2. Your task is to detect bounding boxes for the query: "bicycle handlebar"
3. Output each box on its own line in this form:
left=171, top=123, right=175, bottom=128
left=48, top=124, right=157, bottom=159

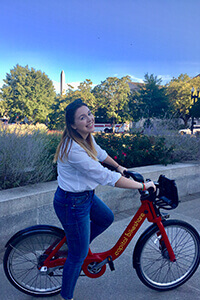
left=123, top=170, right=144, bottom=183
left=123, top=170, right=179, bottom=210
left=123, top=170, right=154, bottom=196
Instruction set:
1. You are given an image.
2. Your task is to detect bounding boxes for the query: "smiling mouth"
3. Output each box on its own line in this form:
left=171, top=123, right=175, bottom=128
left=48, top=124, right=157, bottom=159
left=87, top=122, right=94, bottom=128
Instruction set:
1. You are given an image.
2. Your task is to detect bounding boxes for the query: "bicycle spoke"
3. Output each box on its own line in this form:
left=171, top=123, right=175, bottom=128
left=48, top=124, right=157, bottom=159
left=135, top=221, right=200, bottom=290
left=4, top=232, right=66, bottom=295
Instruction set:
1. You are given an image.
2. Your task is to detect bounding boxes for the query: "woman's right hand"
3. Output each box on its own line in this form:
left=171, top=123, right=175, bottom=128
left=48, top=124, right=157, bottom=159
left=145, top=181, right=156, bottom=192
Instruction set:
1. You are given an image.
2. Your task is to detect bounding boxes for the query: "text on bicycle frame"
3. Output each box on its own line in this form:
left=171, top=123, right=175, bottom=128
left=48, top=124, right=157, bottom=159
left=115, top=213, right=146, bottom=256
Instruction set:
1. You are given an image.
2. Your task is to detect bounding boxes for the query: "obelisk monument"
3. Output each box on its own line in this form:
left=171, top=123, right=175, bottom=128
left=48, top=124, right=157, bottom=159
left=60, top=70, right=65, bottom=95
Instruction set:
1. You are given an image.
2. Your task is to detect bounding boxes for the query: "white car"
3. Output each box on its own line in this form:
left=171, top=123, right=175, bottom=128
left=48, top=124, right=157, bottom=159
left=179, top=125, right=200, bottom=135
left=94, top=123, right=129, bottom=133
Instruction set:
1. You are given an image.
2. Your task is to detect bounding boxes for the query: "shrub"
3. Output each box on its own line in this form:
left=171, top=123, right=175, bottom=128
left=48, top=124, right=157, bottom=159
left=2, top=120, right=199, bottom=190
left=0, top=124, right=55, bottom=189
left=0, top=123, right=48, bottom=135
left=94, top=132, right=174, bottom=168
left=142, top=118, right=200, bottom=162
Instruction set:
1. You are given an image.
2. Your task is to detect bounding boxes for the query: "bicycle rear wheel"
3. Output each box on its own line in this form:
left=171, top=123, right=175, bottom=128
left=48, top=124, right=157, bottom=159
left=3, top=229, right=67, bottom=296
left=133, top=220, right=200, bottom=291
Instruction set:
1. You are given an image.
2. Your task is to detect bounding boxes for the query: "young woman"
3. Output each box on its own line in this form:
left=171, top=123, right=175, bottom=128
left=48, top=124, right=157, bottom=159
left=53, top=99, right=155, bottom=300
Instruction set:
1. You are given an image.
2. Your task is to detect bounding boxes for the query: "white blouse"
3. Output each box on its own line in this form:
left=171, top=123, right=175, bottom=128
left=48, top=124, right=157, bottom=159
left=57, top=136, right=121, bottom=192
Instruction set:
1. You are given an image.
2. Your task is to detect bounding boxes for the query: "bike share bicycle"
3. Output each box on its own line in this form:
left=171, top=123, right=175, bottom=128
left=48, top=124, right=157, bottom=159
left=3, top=171, right=200, bottom=297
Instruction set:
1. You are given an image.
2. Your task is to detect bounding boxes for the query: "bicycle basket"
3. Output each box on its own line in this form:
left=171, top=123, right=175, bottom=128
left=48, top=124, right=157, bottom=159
left=156, top=175, right=179, bottom=210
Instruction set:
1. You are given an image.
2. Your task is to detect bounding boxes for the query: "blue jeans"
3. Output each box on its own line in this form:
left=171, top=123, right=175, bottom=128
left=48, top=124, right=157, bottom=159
left=53, top=186, right=114, bottom=300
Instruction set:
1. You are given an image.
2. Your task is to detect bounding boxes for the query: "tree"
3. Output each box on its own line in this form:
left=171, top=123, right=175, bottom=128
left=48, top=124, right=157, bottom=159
left=1, top=65, right=56, bottom=123
left=188, top=76, right=200, bottom=119
left=48, top=79, right=97, bottom=129
left=92, top=76, right=131, bottom=126
left=76, top=79, right=97, bottom=110
left=0, top=94, right=7, bottom=117
left=166, top=74, right=200, bottom=126
left=129, top=73, right=170, bottom=123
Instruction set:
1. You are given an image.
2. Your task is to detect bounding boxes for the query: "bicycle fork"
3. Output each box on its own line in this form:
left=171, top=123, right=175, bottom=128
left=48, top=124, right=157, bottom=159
left=156, top=220, right=176, bottom=262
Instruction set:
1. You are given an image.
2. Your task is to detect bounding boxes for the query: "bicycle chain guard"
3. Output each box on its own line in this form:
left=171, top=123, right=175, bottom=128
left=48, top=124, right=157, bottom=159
left=82, top=258, right=107, bottom=278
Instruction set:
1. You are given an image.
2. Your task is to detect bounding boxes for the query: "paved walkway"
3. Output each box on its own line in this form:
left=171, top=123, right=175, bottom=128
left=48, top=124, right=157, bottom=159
left=0, top=193, right=200, bottom=300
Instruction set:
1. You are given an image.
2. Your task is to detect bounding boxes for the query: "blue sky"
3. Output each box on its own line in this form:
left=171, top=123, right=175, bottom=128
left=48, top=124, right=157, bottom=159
left=0, top=0, right=200, bottom=93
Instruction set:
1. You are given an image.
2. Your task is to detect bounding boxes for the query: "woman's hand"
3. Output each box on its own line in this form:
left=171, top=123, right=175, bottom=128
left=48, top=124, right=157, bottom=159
left=116, top=165, right=127, bottom=175
left=145, top=181, right=156, bottom=192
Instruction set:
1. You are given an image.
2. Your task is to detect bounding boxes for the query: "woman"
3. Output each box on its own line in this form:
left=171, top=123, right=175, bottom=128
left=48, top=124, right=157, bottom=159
left=53, top=99, right=155, bottom=300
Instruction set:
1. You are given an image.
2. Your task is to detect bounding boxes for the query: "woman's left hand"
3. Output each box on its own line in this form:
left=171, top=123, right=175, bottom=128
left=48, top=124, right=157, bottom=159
left=116, top=165, right=127, bottom=175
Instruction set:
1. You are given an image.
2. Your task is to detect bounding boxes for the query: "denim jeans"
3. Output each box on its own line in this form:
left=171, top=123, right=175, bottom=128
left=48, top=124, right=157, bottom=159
left=53, top=186, right=114, bottom=300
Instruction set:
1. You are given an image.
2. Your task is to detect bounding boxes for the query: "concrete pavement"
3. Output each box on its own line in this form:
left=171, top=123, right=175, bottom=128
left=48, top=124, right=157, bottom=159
left=0, top=193, right=200, bottom=300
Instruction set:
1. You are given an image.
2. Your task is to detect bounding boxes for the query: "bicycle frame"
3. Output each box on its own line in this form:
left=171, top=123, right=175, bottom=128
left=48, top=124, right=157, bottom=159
left=41, top=198, right=176, bottom=278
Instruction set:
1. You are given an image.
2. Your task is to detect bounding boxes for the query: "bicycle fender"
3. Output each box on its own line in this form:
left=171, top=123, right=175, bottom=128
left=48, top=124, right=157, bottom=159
left=132, top=220, right=168, bottom=269
left=5, top=225, right=65, bottom=248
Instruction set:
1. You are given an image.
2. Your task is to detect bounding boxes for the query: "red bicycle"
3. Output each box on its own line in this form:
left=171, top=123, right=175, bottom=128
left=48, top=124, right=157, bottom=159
left=3, top=171, right=200, bottom=297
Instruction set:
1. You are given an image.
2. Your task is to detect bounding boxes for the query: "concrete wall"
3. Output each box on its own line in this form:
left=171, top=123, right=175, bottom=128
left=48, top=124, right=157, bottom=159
left=1, top=162, right=200, bottom=253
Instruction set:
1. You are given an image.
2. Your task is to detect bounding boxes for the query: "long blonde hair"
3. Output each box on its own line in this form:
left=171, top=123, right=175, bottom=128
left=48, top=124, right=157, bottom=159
left=54, top=99, right=97, bottom=163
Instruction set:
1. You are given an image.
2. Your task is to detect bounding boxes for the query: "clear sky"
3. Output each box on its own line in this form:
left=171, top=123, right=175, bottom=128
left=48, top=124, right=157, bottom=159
left=0, top=0, right=200, bottom=93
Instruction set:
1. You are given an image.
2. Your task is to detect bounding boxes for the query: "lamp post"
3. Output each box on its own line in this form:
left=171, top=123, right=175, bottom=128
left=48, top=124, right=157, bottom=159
left=191, top=87, right=200, bottom=134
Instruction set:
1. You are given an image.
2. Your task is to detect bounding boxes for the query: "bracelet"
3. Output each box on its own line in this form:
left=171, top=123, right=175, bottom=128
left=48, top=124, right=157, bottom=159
left=115, top=165, right=120, bottom=170
left=141, top=183, right=146, bottom=191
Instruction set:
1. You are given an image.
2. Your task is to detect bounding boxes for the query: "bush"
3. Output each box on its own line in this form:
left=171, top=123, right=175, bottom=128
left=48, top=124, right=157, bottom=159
left=2, top=120, right=199, bottom=190
left=94, top=132, right=174, bottom=168
left=0, top=124, right=56, bottom=189
left=142, top=118, right=200, bottom=162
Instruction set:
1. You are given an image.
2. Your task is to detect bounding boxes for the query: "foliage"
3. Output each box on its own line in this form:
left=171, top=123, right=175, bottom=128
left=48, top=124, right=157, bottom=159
left=129, top=73, right=170, bottom=122
left=166, top=74, right=200, bottom=126
left=48, top=96, right=69, bottom=130
left=0, top=123, right=48, bottom=135
left=2, top=121, right=200, bottom=189
left=1, top=64, right=56, bottom=123
left=0, top=124, right=55, bottom=189
left=143, top=118, right=200, bottom=162
left=48, top=79, right=97, bottom=129
left=94, top=132, right=174, bottom=168
left=92, top=76, right=132, bottom=125
left=0, top=94, right=7, bottom=117
left=190, top=90, right=200, bottom=119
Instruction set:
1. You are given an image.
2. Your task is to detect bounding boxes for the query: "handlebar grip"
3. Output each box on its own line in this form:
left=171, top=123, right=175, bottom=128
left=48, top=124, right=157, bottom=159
left=123, top=171, right=130, bottom=178
left=147, top=186, right=155, bottom=194
left=123, top=170, right=144, bottom=182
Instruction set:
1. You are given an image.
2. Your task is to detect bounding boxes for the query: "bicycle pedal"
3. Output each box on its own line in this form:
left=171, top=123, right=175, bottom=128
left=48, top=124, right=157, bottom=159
left=107, top=256, right=115, bottom=271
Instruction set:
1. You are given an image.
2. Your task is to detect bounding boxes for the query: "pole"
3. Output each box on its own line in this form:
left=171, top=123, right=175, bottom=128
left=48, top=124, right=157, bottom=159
left=191, top=87, right=200, bottom=134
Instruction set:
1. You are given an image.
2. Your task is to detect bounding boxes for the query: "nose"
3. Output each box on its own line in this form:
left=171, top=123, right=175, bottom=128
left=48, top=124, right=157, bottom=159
left=87, top=114, right=93, bottom=122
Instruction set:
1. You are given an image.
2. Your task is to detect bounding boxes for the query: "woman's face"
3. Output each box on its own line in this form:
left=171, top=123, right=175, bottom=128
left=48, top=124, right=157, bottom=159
left=71, top=105, right=95, bottom=139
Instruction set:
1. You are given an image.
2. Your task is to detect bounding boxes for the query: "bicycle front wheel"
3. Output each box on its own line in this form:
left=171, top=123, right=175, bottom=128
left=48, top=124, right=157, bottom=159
left=133, top=220, right=200, bottom=291
left=3, top=229, right=67, bottom=297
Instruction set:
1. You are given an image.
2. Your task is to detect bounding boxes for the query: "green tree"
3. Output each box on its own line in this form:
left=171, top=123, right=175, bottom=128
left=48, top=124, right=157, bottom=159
left=76, top=79, right=97, bottom=110
left=190, top=90, right=200, bottom=118
left=188, top=77, right=200, bottom=119
left=48, top=79, right=97, bottom=129
left=129, top=73, right=170, bottom=123
left=92, top=76, right=131, bottom=126
left=0, top=94, right=7, bottom=117
left=166, top=74, right=200, bottom=126
left=1, top=65, right=56, bottom=123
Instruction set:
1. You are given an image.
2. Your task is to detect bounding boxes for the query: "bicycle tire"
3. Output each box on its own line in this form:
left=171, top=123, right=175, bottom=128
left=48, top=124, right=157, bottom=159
left=3, top=229, right=67, bottom=297
left=133, top=219, right=200, bottom=291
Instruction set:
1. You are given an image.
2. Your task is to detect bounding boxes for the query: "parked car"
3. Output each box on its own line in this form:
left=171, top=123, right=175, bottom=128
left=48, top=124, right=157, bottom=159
left=94, top=123, right=129, bottom=133
left=0, top=117, right=8, bottom=124
left=179, top=125, right=200, bottom=135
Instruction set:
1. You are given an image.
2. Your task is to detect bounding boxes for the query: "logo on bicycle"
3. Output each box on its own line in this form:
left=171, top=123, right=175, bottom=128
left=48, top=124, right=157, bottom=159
left=115, top=213, right=145, bottom=256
